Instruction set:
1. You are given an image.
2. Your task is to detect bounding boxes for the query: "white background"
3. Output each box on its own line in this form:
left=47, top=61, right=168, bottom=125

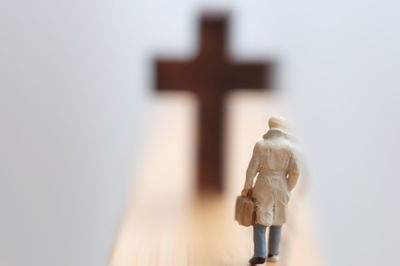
left=1, top=1, right=400, bottom=265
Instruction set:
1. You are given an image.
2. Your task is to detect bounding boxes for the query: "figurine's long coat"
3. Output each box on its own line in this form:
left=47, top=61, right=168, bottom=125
left=244, top=128, right=300, bottom=226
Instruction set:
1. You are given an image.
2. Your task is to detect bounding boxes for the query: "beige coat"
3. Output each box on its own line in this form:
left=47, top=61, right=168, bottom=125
left=244, top=128, right=300, bottom=226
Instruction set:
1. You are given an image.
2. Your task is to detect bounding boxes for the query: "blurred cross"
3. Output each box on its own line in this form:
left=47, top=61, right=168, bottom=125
left=155, top=14, right=275, bottom=193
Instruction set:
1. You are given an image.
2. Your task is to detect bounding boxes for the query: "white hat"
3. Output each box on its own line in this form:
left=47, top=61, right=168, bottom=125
left=268, top=116, right=287, bottom=132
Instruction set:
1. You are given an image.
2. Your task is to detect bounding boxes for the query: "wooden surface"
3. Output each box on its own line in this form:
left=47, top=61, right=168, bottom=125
left=109, top=187, right=324, bottom=266
left=108, top=93, right=326, bottom=266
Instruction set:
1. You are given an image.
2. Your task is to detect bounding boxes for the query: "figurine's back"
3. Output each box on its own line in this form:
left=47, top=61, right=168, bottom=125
left=256, top=136, right=293, bottom=175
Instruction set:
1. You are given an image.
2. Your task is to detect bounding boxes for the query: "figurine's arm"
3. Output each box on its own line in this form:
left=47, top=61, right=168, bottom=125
left=244, top=143, right=260, bottom=191
left=287, top=152, right=300, bottom=191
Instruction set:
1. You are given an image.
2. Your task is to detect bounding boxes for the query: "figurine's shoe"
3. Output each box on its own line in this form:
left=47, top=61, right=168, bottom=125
left=249, top=256, right=266, bottom=265
left=266, top=254, right=279, bottom=262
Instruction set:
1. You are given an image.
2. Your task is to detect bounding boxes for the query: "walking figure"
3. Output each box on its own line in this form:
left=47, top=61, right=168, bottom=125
left=241, top=117, right=300, bottom=264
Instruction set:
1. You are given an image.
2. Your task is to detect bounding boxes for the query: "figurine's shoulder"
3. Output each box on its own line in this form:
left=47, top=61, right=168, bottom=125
left=258, top=136, right=294, bottom=152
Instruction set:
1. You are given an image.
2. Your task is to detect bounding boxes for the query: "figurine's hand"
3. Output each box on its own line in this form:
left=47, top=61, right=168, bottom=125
left=241, top=188, right=248, bottom=197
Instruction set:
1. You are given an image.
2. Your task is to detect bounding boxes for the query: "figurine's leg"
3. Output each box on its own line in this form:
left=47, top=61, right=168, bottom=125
left=268, top=225, right=282, bottom=256
left=253, top=224, right=267, bottom=258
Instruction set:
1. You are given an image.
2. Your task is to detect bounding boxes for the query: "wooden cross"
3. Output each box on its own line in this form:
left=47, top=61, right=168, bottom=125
left=154, top=14, right=275, bottom=193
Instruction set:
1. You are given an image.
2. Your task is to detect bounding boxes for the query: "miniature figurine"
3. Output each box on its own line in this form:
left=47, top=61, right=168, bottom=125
left=241, top=116, right=300, bottom=264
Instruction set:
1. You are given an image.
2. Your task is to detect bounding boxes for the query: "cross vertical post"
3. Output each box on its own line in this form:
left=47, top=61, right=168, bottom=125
left=155, top=14, right=275, bottom=194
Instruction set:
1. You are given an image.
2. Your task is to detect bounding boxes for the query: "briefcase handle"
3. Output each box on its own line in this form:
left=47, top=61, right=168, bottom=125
left=245, top=188, right=253, bottom=199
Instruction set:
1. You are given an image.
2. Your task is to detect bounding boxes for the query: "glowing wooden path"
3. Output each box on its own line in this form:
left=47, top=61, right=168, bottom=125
left=109, top=195, right=323, bottom=265
left=108, top=93, right=325, bottom=266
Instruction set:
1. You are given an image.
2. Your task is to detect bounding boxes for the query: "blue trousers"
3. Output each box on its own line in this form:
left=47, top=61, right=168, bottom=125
left=253, top=224, right=282, bottom=258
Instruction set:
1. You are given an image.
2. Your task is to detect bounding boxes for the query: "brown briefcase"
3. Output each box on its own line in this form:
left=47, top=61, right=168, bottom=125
left=235, top=192, right=255, bottom=227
